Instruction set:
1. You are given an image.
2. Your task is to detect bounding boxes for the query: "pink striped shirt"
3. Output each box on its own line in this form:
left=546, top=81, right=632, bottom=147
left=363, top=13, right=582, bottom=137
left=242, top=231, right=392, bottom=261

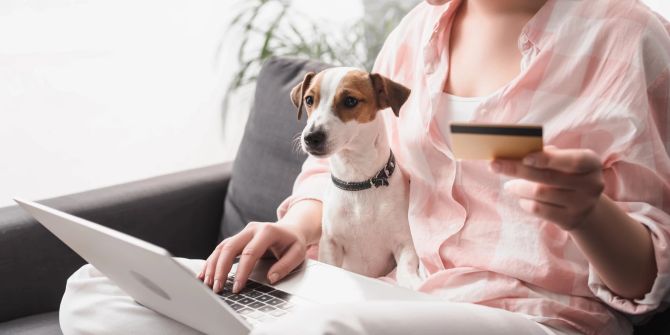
left=277, top=1, right=670, bottom=334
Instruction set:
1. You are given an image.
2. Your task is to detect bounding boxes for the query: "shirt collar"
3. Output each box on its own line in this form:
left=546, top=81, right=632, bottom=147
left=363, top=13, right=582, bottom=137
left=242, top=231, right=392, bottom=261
left=423, top=0, right=459, bottom=59
left=423, top=0, right=580, bottom=55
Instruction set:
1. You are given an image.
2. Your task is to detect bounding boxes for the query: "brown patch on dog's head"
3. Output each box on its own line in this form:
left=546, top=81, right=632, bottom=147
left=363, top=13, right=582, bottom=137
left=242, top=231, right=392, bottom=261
left=330, top=71, right=378, bottom=123
left=291, top=69, right=410, bottom=123
left=332, top=71, right=411, bottom=123
left=290, top=72, right=315, bottom=120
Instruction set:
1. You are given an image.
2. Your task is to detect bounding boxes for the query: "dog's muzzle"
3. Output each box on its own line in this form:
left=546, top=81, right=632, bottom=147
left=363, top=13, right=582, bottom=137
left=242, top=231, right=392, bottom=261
left=303, top=130, right=327, bottom=154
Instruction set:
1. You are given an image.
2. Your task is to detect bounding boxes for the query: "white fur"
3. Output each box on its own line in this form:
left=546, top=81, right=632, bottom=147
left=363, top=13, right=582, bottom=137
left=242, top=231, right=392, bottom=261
left=300, top=67, right=422, bottom=289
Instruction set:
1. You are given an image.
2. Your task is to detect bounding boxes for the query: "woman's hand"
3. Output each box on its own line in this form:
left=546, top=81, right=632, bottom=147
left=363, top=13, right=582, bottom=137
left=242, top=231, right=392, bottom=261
left=198, top=199, right=323, bottom=294
left=198, top=221, right=308, bottom=294
left=491, top=146, right=657, bottom=298
left=490, top=145, right=605, bottom=230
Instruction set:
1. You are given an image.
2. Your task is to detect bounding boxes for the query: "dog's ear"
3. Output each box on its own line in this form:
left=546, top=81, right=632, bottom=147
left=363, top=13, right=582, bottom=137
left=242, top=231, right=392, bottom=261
left=290, top=72, right=316, bottom=121
left=369, top=73, right=411, bottom=117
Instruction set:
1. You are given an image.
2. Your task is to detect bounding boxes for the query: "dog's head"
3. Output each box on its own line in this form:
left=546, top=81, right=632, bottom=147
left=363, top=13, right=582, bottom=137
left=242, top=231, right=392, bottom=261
left=290, top=67, right=411, bottom=158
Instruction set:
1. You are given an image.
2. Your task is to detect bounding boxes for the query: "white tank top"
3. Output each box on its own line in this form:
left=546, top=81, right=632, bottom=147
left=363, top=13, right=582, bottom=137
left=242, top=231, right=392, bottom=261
left=436, top=92, right=487, bottom=140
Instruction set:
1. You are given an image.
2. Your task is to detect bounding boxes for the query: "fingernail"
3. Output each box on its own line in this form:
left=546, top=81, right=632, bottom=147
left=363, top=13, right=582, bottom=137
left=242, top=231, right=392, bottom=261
left=233, top=280, right=241, bottom=293
left=490, top=161, right=501, bottom=173
left=519, top=199, right=534, bottom=212
left=213, top=279, right=221, bottom=293
left=269, top=272, right=279, bottom=284
left=204, top=275, right=211, bottom=286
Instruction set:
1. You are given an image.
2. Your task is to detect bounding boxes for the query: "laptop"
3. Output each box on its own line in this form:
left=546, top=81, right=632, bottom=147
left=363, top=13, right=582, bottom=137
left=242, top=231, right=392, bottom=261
left=15, top=198, right=435, bottom=334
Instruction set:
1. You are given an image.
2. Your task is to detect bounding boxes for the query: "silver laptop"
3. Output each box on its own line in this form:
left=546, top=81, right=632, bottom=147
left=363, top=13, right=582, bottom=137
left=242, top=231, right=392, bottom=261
left=15, top=198, right=434, bottom=335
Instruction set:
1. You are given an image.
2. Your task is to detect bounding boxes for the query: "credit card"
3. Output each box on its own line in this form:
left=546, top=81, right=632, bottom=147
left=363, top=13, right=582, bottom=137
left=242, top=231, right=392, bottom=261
left=449, top=122, right=543, bottom=160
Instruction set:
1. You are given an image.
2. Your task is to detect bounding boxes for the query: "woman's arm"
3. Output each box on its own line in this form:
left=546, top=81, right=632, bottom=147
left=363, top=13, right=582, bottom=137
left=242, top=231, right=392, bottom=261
left=279, top=199, right=324, bottom=246
left=492, top=146, right=656, bottom=299
left=570, top=196, right=656, bottom=299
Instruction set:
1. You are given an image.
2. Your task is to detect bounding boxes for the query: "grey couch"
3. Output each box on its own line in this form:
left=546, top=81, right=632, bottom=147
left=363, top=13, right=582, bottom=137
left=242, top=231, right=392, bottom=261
left=0, top=57, right=667, bottom=334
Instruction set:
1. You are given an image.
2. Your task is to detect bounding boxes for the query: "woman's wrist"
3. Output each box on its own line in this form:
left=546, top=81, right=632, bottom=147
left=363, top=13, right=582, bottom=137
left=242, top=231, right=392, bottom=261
left=569, top=195, right=640, bottom=242
left=277, top=199, right=323, bottom=245
left=566, top=194, right=608, bottom=234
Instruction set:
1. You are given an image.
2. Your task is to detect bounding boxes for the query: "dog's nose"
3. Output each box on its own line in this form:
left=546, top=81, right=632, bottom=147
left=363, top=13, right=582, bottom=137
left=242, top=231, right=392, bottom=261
left=304, top=131, right=326, bottom=148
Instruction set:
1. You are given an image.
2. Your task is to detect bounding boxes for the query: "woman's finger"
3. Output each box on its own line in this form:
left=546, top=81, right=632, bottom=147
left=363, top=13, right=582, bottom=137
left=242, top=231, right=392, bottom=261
left=233, top=224, right=279, bottom=293
left=522, top=147, right=601, bottom=174
left=266, top=242, right=305, bottom=284
left=205, top=229, right=253, bottom=289
left=212, top=233, right=252, bottom=293
left=491, top=159, right=597, bottom=188
left=202, top=248, right=220, bottom=287
left=200, top=241, right=228, bottom=281
left=518, top=198, right=572, bottom=226
left=503, top=179, right=575, bottom=207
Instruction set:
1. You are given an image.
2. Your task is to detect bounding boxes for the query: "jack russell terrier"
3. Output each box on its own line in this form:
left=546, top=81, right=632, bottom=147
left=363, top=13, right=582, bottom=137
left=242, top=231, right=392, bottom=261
left=290, top=67, right=422, bottom=289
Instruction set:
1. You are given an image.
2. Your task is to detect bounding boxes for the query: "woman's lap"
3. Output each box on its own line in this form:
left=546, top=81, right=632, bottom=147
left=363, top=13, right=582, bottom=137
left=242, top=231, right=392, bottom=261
left=252, top=301, right=570, bottom=335
left=60, top=260, right=577, bottom=335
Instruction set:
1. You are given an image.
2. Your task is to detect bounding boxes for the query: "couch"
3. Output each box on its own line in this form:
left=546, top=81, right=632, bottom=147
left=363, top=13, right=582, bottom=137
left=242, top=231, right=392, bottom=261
left=0, top=57, right=667, bottom=334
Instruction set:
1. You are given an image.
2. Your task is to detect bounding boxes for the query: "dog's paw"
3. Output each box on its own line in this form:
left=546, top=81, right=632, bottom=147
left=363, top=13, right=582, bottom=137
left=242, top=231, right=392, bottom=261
left=395, top=272, right=423, bottom=290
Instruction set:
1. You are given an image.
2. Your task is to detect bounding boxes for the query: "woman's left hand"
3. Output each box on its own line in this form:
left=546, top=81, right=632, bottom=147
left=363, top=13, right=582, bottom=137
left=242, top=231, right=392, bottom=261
left=490, top=146, right=605, bottom=231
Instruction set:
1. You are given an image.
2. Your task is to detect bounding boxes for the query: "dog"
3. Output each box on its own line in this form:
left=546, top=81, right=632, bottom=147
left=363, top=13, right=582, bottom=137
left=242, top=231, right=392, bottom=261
left=289, top=67, right=422, bottom=289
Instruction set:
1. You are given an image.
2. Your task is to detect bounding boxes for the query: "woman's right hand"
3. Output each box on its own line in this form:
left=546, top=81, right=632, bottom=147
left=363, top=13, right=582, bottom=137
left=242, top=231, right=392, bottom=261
left=198, top=221, right=308, bottom=294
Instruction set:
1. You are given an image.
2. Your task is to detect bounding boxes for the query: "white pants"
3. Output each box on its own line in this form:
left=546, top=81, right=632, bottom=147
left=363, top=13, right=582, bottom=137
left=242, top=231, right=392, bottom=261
left=60, top=259, right=579, bottom=335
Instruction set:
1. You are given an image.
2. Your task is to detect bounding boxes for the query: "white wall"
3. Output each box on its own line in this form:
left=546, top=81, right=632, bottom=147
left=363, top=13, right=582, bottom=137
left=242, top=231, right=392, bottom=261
left=0, top=0, right=362, bottom=208
left=0, top=1, right=235, bottom=207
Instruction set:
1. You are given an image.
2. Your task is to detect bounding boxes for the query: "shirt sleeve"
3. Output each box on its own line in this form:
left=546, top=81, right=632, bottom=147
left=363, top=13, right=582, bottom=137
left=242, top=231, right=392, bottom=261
left=588, top=63, right=670, bottom=316
left=276, top=155, right=330, bottom=220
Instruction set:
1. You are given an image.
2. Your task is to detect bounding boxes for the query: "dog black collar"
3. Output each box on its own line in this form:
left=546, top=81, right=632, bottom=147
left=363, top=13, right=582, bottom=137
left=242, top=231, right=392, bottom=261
left=331, top=150, right=396, bottom=191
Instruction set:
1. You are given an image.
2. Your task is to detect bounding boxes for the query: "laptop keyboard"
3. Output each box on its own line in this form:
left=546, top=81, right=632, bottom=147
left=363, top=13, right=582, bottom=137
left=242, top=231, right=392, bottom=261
left=218, top=274, right=306, bottom=326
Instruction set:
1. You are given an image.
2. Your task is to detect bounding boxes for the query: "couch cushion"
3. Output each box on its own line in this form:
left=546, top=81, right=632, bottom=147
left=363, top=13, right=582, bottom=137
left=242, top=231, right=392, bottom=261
left=220, top=57, right=331, bottom=238
left=0, top=312, right=61, bottom=335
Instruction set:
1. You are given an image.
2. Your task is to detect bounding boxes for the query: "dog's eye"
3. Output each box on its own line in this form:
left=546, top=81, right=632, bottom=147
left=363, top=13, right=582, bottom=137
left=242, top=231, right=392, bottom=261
left=304, top=96, right=314, bottom=107
left=344, top=97, right=358, bottom=108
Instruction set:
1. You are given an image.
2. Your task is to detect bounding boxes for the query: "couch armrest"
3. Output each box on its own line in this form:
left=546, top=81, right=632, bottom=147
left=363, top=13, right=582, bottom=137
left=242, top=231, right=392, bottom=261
left=0, top=162, right=232, bottom=322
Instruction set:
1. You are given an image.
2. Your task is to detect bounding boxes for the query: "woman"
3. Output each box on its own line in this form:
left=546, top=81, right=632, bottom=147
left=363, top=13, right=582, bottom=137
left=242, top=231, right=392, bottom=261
left=61, top=0, right=670, bottom=334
